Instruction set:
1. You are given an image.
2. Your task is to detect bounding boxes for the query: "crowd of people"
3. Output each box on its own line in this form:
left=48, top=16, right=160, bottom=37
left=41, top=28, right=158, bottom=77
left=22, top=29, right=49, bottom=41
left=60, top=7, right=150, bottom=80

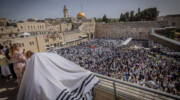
left=0, top=43, right=34, bottom=87
left=57, top=39, right=180, bottom=95
left=0, top=38, right=179, bottom=96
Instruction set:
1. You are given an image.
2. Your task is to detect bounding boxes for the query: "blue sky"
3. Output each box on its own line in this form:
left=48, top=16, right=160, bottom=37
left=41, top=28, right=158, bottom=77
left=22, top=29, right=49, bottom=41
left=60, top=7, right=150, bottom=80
left=0, top=0, right=180, bottom=20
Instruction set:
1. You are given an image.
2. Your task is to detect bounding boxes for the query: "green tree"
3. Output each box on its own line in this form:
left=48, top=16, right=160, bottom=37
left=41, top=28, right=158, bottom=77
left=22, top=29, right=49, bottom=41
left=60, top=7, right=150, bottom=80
left=138, top=8, right=141, bottom=14
left=124, top=12, right=130, bottom=21
left=134, top=7, right=159, bottom=21
left=94, top=17, right=97, bottom=22
left=119, top=13, right=124, bottom=22
left=96, top=18, right=103, bottom=22
left=130, top=11, right=134, bottom=21
left=102, top=14, right=109, bottom=23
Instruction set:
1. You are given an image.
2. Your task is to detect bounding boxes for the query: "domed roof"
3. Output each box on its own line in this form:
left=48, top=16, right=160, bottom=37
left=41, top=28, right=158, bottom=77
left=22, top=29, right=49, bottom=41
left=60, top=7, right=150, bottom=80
left=77, top=11, right=86, bottom=19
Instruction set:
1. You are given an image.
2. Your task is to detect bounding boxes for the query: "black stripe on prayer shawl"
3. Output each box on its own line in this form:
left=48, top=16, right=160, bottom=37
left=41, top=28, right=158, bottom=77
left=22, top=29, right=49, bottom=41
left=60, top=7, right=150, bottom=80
left=71, top=88, right=78, bottom=94
left=56, top=74, right=93, bottom=100
left=69, top=74, right=94, bottom=100
left=71, top=74, right=92, bottom=95
left=64, top=92, right=72, bottom=100
left=70, top=74, right=95, bottom=100
left=61, top=91, right=69, bottom=100
left=65, top=74, right=94, bottom=100
left=71, top=74, right=93, bottom=99
left=74, top=75, right=96, bottom=100
left=71, top=74, right=92, bottom=94
left=56, top=89, right=67, bottom=100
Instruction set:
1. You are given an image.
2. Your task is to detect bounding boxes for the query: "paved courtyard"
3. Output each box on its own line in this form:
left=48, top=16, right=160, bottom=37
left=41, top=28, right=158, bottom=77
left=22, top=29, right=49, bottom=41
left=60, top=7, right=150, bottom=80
left=0, top=78, right=18, bottom=100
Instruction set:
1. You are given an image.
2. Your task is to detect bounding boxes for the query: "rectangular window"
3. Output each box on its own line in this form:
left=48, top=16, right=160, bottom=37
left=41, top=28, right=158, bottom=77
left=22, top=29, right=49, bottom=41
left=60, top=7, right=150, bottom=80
left=19, top=43, right=21, bottom=47
left=59, top=37, right=62, bottom=40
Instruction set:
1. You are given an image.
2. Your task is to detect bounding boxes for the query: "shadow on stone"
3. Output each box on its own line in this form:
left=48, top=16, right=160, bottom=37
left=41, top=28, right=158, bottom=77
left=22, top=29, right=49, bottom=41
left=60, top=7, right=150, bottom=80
left=0, top=78, right=18, bottom=100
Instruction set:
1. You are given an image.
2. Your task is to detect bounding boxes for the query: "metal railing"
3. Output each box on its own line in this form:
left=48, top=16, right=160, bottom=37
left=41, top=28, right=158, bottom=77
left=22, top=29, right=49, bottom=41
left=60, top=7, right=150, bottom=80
left=94, top=73, right=180, bottom=100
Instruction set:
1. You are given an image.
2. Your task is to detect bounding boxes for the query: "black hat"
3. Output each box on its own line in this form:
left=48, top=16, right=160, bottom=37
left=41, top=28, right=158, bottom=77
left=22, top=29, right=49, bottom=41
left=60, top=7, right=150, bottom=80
left=0, top=44, right=4, bottom=50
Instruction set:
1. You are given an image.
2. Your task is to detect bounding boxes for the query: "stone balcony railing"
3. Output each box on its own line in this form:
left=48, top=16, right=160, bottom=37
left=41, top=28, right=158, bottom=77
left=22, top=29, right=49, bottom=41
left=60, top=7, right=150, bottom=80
left=94, top=73, right=180, bottom=100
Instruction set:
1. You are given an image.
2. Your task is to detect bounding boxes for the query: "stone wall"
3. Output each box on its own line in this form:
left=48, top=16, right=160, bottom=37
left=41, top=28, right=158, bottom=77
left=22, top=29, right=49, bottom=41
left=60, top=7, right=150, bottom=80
left=17, top=22, right=46, bottom=33
left=79, top=20, right=96, bottom=34
left=60, top=23, right=72, bottom=32
left=0, top=26, right=18, bottom=34
left=95, top=21, right=162, bottom=39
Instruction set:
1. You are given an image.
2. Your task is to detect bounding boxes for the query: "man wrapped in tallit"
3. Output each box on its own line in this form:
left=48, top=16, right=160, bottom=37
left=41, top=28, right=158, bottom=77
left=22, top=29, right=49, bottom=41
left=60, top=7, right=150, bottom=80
left=17, top=52, right=99, bottom=100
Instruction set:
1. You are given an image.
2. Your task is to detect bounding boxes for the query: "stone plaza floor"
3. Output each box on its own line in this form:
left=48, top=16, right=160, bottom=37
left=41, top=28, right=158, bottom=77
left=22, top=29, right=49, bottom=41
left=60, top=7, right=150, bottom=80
left=0, top=78, right=18, bottom=100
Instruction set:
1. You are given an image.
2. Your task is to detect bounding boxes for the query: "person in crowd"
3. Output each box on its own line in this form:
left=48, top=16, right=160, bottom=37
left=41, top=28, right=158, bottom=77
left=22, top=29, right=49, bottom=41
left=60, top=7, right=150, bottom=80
left=11, top=44, right=26, bottom=86
left=57, top=39, right=180, bottom=95
left=25, top=50, right=34, bottom=62
left=0, top=48, right=12, bottom=80
left=5, top=45, right=17, bottom=79
left=0, top=43, right=3, bottom=77
left=22, top=49, right=26, bottom=56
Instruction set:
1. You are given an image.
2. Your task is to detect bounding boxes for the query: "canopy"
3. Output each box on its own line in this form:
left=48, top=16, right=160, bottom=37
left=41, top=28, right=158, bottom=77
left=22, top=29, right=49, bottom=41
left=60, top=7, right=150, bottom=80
left=18, top=32, right=31, bottom=37
left=121, top=37, right=132, bottom=46
left=17, top=53, right=99, bottom=100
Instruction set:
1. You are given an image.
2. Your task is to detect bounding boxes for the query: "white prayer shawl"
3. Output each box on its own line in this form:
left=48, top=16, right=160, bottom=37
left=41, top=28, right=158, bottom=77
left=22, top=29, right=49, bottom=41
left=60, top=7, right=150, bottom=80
left=17, top=52, right=99, bottom=100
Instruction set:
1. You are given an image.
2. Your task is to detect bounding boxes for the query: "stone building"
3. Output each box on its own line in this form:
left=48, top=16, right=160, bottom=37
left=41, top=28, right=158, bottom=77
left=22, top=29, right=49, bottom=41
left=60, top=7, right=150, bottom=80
left=17, top=21, right=46, bottom=33
left=0, top=6, right=96, bottom=52
left=0, top=27, right=93, bottom=52
left=0, top=19, right=95, bottom=52
left=0, top=17, right=8, bottom=26
left=164, top=14, right=180, bottom=28
left=60, top=23, right=72, bottom=32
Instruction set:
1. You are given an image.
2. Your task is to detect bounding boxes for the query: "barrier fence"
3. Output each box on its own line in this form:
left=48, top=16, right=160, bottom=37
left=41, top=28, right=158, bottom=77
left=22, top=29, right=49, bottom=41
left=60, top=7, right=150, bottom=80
left=94, top=73, right=180, bottom=100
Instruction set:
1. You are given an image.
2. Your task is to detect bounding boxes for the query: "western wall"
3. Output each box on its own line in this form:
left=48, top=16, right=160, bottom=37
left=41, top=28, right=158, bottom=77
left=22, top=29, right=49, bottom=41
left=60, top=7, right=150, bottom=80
left=95, top=21, right=164, bottom=39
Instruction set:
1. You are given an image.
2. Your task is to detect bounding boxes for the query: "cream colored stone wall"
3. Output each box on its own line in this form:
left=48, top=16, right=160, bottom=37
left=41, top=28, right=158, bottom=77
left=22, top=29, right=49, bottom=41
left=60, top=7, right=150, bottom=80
left=60, top=23, right=72, bottom=32
left=12, top=37, right=40, bottom=52
left=0, top=17, right=8, bottom=26
left=79, top=20, right=96, bottom=33
left=46, top=24, right=60, bottom=33
left=0, top=35, right=46, bottom=52
left=64, top=32, right=81, bottom=42
left=43, top=33, right=64, bottom=50
left=63, top=32, right=89, bottom=47
left=95, top=21, right=160, bottom=39
left=0, top=19, right=95, bottom=52
left=17, top=22, right=46, bottom=33
left=36, top=35, right=46, bottom=52
left=0, top=30, right=90, bottom=53
left=0, top=26, right=18, bottom=34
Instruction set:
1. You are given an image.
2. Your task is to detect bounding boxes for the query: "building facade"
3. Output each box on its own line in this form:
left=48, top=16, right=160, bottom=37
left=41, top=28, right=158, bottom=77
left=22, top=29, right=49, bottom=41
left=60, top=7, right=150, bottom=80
left=0, top=6, right=95, bottom=52
left=0, top=19, right=95, bottom=53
